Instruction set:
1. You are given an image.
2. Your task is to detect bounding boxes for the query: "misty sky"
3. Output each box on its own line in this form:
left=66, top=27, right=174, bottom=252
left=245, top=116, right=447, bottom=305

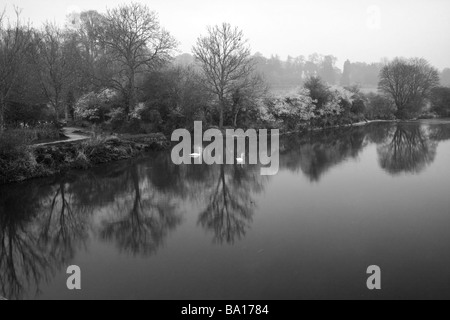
left=3, top=0, right=450, bottom=69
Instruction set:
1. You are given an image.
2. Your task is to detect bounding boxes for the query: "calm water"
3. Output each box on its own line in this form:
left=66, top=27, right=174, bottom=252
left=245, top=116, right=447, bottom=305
left=2, top=120, right=450, bottom=300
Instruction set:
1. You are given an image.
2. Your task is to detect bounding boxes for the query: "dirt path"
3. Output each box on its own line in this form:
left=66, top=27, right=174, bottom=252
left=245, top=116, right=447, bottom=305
left=34, top=127, right=90, bottom=147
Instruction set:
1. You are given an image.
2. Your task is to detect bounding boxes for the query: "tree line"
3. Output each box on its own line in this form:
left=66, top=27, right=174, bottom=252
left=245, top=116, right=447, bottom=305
left=1, top=2, right=450, bottom=136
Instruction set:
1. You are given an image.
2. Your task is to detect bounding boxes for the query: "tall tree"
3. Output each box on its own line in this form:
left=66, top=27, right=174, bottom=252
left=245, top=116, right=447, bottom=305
left=33, top=23, right=79, bottom=121
left=341, top=59, right=351, bottom=87
left=319, top=55, right=337, bottom=85
left=193, top=23, right=257, bottom=128
left=66, top=10, right=107, bottom=93
left=100, top=2, right=177, bottom=115
left=304, top=76, right=330, bottom=109
left=230, top=74, right=267, bottom=127
left=378, top=58, right=440, bottom=118
left=0, top=8, right=32, bottom=131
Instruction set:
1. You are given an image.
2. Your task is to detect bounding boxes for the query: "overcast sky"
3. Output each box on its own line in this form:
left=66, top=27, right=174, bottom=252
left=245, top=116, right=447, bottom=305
left=3, top=0, right=450, bottom=69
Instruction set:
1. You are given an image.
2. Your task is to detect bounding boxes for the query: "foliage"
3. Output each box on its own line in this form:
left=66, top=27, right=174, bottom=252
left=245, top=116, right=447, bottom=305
left=5, top=102, right=53, bottom=126
left=264, top=90, right=316, bottom=130
left=193, top=23, right=256, bottom=128
left=140, top=66, right=211, bottom=133
left=430, top=87, right=450, bottom=117
left=0, top=9, right=34, bottom=131
left=0, top=131, right=29, bottom=158
left=32, top=23, right=81, bottom=121
left=260, top=86, right=365, bottom=130
left=364, top=93, right=396, bottom=120
left=100, top=2, right=177, bottom=113
left=74, top=89, right=119, bottom=123
left=0, top=133, right=169, bottom=184
left=304, top=76, right=331, bottom=109
left=0, top=125, right=60, bottom=154
left=379, top=58, right=440, bottom=119
left=302, top=78, right=363, bottom=126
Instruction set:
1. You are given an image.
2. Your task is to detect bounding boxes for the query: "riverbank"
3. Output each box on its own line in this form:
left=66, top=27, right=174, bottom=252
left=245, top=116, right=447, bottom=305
left=1, top=119, right=438, bottom=185
left=0, top=133, right=170, bottom=185
left=0, top=120, right=389, bottom=185
left=277, top=119, right=397, bottom=136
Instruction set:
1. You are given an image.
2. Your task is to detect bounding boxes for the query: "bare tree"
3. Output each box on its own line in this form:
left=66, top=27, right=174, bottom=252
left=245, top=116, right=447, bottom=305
left=66, top=10, right=107, bottom=93
left=0, top=7, right=32, bottom=131
left=230, top=74, right=267, bottom=127
left=193, top=23, right=257, bottom=128
left=33, top=23, right=79, bottom=121
left=378, top=58, right=440, bottom=118
left=100, top=2, right=177, bottom=115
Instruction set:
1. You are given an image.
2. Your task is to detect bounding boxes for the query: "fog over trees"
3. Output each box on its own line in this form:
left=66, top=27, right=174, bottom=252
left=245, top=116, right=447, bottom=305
left=0, top=2, right=449, bottom=138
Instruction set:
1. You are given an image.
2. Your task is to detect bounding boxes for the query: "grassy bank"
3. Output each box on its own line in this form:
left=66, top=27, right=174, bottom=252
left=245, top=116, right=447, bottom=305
left=0, top=133, right=170, bottom=185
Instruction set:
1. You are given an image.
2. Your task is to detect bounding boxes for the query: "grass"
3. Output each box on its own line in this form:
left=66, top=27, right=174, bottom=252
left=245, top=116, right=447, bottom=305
left=0, top=131, right=170, bottom=184
left=0, top=125, right=62, bottom=147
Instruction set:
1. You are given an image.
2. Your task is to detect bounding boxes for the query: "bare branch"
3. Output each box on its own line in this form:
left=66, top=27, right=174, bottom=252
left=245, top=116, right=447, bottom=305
left=193, top=23, right=257, bottom=128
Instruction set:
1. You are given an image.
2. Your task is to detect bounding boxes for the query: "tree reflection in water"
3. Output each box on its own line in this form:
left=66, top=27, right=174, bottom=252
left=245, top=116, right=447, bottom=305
left=99, top=163, right=182, bottom=256
left=0, top=183, right=57, bottom=300
left=279, top=126, right=368, bottom=181
left=38, top=178, right=90, bottom=265
left=0, top=156, right=186, bottom=299
left=278, top=122, right=450, bottom=180
left=377, top=124, right=437, bottom=175
left=198, top=164, right=265, bottom=244
left=1, top=121, right=450, bottom=299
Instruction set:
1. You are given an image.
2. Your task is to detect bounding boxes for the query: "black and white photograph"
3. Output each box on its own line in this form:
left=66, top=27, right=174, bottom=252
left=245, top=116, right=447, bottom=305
left=1, top=0, right=450, bottom=304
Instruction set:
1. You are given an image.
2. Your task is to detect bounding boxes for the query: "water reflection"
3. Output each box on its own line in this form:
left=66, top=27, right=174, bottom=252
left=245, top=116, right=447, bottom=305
left=0, top=154, right=265, bottom=298
left=0, top=183, right=59, bottom=300
left=1, top=121, right=450, bottom=299
left=198, top=164, right=265, bottom=244
left=280, top=126, right=368, bottom=181
left=99, top=164, right=182, bottom=256
left=38, top=179, right=90, bottom=264
left=279, top=121, right=450, bottom=179
left=378, top=124, right=437, bottom=175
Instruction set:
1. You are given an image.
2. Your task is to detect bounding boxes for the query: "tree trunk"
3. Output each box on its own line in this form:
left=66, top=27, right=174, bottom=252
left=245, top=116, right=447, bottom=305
left=129, top=70, right=136, bottom=114
left=54, top=103, right=60, bottom=122
left=233, top=109, right=240, bottom=128
left=65, top=104, right=69, bottom=122
left=0, top=96, right=6, bottom=132
left=219, top=98, right=224, bottom=129
left=0, top=103, right=4, bottom=133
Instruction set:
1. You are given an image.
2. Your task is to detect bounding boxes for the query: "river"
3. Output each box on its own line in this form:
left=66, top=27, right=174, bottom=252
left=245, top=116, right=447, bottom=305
left=1, top=120, right=450, bottom=300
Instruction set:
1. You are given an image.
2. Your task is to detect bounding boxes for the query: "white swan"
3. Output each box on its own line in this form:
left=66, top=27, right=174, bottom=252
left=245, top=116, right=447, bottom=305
left=236, top=153, right=245, bottom=164
left=190, top=147, right=202, bottom=158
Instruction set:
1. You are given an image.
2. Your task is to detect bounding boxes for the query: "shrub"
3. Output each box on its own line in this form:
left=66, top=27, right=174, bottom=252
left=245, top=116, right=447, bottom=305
left=75, top=89, right=121, bottom=124
left=106, top=108, right=128, bottom=130
left=364, top=93, right=397, bottom=120
left=431, top=87, right=450, bottom=117
left=0, top=130, right=32, bottom=158
left=5, top=102, right=53, bottom=126
left=264, top=90, right=316, bottom=131
left=304, top=76, right=332, bottom=109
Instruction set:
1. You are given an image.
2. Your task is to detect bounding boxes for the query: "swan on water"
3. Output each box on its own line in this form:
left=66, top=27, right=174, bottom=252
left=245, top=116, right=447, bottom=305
left=190, top=147, right=202, bottom=158
left=236, top=153, right=245, bottom=164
